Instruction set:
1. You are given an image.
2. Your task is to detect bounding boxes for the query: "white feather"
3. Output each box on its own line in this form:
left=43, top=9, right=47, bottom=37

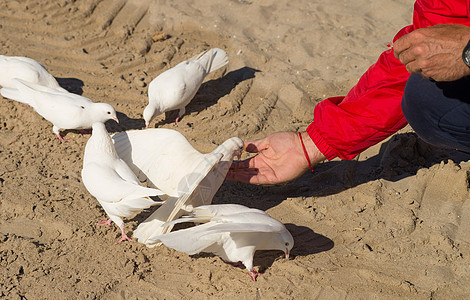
left=147, top=204, right=294, bottom=278
left=0, top=55, right=67, bottom=92
left=81, top=122, right=165, bottom=241
left=164, top=204, right=256, bottom=227
left=143, top=48, right=229, bottom=126
left=2, top=79, right=118, bottom=140
left=110, top=128, right=243, bottom=245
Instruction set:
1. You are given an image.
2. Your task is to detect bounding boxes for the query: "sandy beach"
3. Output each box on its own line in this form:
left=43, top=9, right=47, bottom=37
left=2, top=0, right=470, bottom=298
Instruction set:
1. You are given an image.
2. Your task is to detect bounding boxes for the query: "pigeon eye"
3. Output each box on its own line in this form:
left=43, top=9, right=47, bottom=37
left=81, top=106, right=85, bottom=109
left=285, top=242, right=289, bottom=246
left=107, top=111, right=111, bottom=114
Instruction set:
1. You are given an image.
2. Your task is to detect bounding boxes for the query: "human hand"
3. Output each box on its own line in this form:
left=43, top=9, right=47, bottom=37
left=393, top=24, right=470, bottom=81
left=226, top=131, right=326, bottom=185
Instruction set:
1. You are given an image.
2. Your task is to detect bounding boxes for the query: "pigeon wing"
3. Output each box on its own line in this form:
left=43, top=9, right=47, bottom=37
left=163, top=204, right=258, bottom=227
left=192, top=204, right=255, bottom=217
left=113, top=157, right=145, bottom=186
left=112, top=128, right=200, bottom=195
left=82, top=162, right=162, bottom=204
left=133, top=152, right=223, bottom=244
left=161, top=152, right=223, bottom=232
left=149, top=223, right=225, bottom=255
left=150, top=69, right=188, bottom=112
left=12, top=79, right=91, bottom=128
left=202, top=222, right=282, bottom=235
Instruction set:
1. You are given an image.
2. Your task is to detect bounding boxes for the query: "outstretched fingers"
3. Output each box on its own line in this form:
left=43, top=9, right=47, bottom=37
left=226, top=137, right=275, bottom=184
left=226, top=157, right=276, bottom=185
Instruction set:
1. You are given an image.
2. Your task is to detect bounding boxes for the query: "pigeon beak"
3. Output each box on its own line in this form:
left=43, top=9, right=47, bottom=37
left=114, top=117, right=119, bottom=124
left=285, top=249, right=290, bottom=260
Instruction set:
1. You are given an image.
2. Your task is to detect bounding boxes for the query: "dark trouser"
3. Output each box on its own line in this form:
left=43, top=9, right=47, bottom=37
left=402, top=73, right=470, bottom=153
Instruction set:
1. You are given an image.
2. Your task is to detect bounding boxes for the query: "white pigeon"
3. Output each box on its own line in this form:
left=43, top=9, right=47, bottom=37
left=0, top=78, right=118, bottom=141
left=111, top=128, right=244, bottom=244
left=81, top=122, right=166, bottom=243
left=143, top=48, right=229, bottom=127
left=148, top=204, right=294, bottom=281
left=0, top=55, right=67, bottom=92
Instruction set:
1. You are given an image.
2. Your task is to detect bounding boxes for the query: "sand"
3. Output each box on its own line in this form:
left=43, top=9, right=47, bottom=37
left=1, top=0, right=470, bottom=299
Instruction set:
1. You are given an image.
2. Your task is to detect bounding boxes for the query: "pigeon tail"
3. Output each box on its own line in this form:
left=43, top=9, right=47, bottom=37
left=132, top=196, right=179, bottom=246
left=0, top=87, right=31, bottom=105
left=195, top=48, right=228, bottom=74
left=113, top=196, right=163, bottom=219
left=133, top=218, right=166, bottom=247
left=120, top=186, right=165, bottom=202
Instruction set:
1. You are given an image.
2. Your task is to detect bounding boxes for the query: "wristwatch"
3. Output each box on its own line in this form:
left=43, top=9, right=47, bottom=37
left=463, top=39, right=470, bottom=68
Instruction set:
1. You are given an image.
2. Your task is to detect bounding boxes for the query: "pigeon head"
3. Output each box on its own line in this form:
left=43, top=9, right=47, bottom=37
left=143, top=104, right=160, bottom=128
left=266, top=229, right=294, bottom=259
left=91, top=103, right=119, bottom=124
left=280, top=230, right=294, bottom=259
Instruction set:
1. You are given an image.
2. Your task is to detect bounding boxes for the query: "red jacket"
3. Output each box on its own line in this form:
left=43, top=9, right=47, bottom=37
left=307, top=0, right=470, bottom=160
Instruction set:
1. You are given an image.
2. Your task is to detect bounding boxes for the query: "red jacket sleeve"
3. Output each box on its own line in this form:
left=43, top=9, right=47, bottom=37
left=307, top=0, right=470, bottom=160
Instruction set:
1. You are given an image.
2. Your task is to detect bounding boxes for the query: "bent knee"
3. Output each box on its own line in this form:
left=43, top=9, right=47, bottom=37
left=401, top=74, right=437, bottom=135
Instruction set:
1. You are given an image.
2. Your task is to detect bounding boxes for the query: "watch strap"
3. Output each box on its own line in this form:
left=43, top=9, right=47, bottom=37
left=463, top=39, right=470, bottom=68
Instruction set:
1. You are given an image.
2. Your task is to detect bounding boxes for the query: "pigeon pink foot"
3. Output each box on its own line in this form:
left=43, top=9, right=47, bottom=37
left=96, top=218, right=113, bottom=227
left=229, top=262, right=262, bottom=281
left=116, top=224, right=131, bottom=243
left=56, top=133, right=69, bottom=142
left=247, top=269, right=262, bottom=281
